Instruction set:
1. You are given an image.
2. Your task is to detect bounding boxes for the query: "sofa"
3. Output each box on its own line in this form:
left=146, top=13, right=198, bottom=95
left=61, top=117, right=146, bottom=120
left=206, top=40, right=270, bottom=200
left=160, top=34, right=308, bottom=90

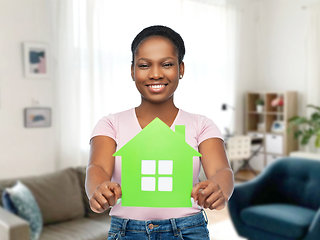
left=228, top=157, right=320, bottom=240
left=0, top=167, right=111, bottom=240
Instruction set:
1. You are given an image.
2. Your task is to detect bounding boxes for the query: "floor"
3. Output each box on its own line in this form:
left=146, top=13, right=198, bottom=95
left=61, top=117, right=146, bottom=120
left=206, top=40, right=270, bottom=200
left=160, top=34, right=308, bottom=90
left=205, top=170, right=258, bottom=240
left=205, top=204, right=230, bottom=224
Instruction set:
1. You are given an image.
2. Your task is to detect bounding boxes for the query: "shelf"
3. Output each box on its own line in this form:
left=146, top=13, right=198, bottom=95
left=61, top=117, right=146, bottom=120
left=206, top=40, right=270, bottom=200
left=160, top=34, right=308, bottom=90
left=245, top=91, right=298, bottom=166
left=248, top=111, right=264, bottom=114
left=248, top=131, right=265, bottom=135
left=265, top=112, right=284, bottom=115
left=247, top=131, right=284, bottom=135
left=248, top=111, right=284, bottom=115
left=265, top=131, right=283, bottom=135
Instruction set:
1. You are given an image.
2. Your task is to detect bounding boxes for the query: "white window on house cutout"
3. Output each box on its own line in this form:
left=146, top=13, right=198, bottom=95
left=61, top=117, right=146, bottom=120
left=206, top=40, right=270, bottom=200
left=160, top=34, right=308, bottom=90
left=141, top=160, right=173, bottom=192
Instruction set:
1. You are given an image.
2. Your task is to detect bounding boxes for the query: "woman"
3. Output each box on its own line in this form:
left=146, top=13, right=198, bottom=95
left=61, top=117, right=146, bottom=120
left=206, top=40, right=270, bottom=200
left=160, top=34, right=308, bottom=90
left=86, top=25, right=234, bottom=240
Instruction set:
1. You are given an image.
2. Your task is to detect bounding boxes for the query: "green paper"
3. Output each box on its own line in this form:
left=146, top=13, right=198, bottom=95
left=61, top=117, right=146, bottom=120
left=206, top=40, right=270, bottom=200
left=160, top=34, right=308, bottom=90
left=113, top=118, right=201, bottom=208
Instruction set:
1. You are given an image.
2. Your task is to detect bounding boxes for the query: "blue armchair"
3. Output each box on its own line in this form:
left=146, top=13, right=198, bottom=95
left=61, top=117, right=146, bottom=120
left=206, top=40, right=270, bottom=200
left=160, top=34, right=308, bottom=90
left=228, top=157, right=320, bottom=240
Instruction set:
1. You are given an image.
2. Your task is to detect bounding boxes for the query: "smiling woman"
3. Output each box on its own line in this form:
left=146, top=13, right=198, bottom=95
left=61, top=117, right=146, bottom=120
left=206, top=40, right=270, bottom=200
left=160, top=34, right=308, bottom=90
left=85, top=25, right=234, bottom=240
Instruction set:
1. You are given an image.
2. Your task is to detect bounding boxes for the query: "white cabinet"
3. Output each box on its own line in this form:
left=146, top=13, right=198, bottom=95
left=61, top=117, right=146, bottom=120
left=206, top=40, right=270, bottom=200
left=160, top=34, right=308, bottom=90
left=266, top=134, right=283, bottom=155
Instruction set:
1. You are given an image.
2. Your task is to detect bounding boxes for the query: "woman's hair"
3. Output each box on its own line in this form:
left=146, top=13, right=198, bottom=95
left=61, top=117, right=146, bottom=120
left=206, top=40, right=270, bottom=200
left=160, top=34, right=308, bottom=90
left=131, top=25, right=185, bottom=64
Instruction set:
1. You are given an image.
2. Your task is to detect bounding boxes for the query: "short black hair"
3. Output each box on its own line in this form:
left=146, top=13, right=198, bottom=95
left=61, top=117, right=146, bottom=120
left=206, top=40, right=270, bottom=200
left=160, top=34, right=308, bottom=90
left=131, top=25, right=185, bottom=64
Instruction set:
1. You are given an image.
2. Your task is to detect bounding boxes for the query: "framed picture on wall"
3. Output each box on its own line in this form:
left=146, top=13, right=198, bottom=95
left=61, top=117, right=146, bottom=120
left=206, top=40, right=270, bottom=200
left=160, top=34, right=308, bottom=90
left=23, top=42, right=49, bottom=79
left=24, top=107, right=51, bottom=128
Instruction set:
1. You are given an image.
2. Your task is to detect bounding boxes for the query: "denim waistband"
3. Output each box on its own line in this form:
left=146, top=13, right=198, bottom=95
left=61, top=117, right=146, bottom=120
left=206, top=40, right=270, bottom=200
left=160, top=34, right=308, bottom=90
left=110, top=210, right=208, bottom=237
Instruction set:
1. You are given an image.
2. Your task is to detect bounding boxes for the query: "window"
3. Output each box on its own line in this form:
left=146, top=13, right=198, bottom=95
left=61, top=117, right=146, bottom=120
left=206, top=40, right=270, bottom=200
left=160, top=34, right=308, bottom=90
left=141, top=160, right=173, bottom=192
left=55, top=0, right=238, bottom=165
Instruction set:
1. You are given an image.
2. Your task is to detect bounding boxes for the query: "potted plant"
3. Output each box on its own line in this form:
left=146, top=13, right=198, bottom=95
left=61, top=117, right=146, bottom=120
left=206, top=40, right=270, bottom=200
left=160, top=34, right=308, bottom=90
left=256, top=99, right=264, bottom=112
left=288, top=104, right=320, bottom=148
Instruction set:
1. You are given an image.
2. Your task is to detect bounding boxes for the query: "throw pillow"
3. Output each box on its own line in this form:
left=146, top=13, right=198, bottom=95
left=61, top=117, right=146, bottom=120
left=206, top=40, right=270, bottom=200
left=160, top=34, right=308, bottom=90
left=1, top=190, right=18, bottom=214
left=22, top=168, right=85, bottom=225
left=4, top=181, right=43, bottom=240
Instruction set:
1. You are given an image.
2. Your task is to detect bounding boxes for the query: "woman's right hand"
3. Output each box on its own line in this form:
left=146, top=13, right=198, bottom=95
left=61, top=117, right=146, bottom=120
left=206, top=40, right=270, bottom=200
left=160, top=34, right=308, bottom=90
left=89, top=181, right=122, bottom=213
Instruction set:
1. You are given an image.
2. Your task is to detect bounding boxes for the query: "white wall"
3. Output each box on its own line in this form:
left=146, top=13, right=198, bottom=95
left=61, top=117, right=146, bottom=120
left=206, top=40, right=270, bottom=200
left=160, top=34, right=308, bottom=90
left=232, top=1, right=260, bottom=135
left=0, top=0, right=56, bottom=179
left=232, top=0, right=320, bottom=135
left=255, top=0, right=312, bottom=114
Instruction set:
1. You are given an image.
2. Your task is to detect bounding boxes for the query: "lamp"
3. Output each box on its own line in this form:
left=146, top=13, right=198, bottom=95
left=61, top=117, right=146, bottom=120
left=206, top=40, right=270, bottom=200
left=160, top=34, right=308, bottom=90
left=222, top=103, right=235, bottom=111
left=221, top=103, right=235, bottom=139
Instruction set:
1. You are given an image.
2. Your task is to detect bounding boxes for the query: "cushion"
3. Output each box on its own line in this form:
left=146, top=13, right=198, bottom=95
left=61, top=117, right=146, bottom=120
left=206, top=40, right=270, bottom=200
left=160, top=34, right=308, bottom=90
left=3, top=181, right=43, bottom=240
left=241, top=204, right=316, bottom=239
left=2, top=190, right=18, bottom=214
left=75, top=166, right=110, bottom=218
left=22, top=168, right=85, bottom=225
left=0, top=179, right=20, bottom=206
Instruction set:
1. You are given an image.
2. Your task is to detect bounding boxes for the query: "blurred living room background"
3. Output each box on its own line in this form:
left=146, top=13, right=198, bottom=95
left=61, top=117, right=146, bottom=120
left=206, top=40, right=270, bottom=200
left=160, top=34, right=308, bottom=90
left=1, top=0, right=320, bottom=239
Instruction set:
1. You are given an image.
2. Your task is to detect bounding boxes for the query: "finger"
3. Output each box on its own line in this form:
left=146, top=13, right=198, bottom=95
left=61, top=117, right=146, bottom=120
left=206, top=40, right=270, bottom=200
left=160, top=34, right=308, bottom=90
left=197, top=184, right=219, bottom=207
left=209, top=197, right=226, bottom=210
left=202, top=191, right=220, bottom=209
left=102, top=188, right=116, bottom=207
left=111, top=183, right=122, bottom=202
left=191, top=181, right=209, bottom=201
left=93, top=191, right=111, bottom=209
left=197, top=187, right=212, bottom=207
left=89, top=198, right=106, bottom=213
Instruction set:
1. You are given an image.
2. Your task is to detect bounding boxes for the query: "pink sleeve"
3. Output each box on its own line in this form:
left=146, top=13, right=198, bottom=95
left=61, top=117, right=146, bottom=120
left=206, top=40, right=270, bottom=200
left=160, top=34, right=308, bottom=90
left=197, top=115, right=224, bottom=145
left=90, top=114, right=117, bottom=143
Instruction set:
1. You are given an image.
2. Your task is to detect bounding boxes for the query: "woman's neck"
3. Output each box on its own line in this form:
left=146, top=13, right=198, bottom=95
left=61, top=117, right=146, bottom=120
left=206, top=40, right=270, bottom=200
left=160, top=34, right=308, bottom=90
left=135, top=100, right=179, bottom=129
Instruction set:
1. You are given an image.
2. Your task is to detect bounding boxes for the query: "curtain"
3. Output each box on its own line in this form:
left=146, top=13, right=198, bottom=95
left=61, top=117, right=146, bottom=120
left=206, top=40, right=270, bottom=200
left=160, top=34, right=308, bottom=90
left=306, top=4, right=320, bottom=110
left=50, top=0, right=240, bottom=168
left=305, top=3, right=320, bottom=152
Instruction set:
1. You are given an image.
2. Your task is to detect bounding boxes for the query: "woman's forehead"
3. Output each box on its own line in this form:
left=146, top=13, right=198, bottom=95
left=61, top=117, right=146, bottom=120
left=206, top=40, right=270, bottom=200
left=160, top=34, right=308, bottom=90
left=135, top=36, right=178, bottom=60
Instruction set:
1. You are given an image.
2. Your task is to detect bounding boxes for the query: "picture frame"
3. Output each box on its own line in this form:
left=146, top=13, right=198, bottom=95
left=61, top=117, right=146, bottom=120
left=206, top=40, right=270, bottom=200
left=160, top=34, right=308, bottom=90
left=24, top=107, right=51, bottom=128
left=23, top=42, right=49, bottom=79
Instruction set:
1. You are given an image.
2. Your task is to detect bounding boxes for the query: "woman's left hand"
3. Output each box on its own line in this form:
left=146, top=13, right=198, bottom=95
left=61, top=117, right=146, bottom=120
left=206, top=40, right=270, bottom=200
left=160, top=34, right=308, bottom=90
left=191, top=179, right=227, bottom=210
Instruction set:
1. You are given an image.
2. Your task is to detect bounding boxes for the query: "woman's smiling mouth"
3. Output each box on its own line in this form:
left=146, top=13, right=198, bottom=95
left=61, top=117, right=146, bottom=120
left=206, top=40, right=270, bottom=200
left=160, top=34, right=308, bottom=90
left=146, top=84, right=168, bottom=92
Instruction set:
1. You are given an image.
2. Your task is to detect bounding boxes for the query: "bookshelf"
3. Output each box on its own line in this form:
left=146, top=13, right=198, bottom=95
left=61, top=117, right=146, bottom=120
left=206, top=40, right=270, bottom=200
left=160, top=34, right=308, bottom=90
left=245, top=91, right=298, bottom=171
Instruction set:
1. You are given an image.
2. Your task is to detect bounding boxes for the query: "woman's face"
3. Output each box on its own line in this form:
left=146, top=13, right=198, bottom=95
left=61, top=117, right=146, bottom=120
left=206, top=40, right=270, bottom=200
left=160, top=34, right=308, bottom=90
left=131, top=36, right=184, bottom=105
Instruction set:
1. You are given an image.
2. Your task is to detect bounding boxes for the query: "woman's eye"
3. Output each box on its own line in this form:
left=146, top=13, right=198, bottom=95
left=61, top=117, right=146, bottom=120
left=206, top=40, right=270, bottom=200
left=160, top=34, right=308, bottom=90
left=138, top=64, right=149, bottom=68
left=163, top=63, right=173, bottom=68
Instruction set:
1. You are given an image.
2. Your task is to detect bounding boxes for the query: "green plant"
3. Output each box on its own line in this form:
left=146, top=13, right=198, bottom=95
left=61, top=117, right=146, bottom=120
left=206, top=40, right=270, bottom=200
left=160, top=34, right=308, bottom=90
left=288, top=104, right=320, bottom=148
left=256, top=99, right=264, bottom=106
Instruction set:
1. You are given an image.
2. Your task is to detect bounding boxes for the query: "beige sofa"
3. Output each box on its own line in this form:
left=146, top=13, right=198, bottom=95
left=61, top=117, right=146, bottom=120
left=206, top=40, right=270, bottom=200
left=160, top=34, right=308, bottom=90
left=0, top=167, right=111, bottom=240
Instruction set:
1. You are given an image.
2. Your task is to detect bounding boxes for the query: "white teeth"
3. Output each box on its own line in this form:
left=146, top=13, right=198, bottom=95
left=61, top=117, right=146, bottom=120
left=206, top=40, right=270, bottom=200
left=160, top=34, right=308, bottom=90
left=149, top=85, right=165, bottom=89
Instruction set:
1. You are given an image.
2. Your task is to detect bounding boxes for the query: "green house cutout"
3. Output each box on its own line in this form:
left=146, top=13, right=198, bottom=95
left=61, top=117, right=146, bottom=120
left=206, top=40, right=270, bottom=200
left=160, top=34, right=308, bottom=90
left=113, top=118, right=201, bottom=208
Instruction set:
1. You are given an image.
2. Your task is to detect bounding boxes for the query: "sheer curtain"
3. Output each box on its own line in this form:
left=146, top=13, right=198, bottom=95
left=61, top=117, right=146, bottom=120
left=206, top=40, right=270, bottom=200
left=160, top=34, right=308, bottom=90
left=305, top=3, right=320, bottom=152
left=306, top=4, right=320, bottom=110
left=50, top=0, right=240, bottom=168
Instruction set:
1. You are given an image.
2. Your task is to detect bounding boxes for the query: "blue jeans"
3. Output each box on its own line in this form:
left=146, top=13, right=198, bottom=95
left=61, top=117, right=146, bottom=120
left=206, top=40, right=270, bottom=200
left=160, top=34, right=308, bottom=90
left=107, top=210, right=210, bottom=240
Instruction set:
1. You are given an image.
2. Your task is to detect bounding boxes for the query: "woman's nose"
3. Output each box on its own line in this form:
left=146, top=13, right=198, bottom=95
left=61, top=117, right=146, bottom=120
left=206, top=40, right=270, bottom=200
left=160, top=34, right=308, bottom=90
left=149, top=66, right=164, bottom=79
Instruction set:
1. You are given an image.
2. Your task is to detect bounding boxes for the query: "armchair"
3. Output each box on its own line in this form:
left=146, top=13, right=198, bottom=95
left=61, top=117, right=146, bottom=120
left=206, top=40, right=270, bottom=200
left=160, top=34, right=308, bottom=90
left=228, top=157, right=320, bottom=240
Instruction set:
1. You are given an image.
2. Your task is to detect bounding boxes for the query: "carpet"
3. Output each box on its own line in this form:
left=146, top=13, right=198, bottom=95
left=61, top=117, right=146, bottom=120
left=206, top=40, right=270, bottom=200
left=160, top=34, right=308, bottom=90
left=208, top=220, right=247, bottom=240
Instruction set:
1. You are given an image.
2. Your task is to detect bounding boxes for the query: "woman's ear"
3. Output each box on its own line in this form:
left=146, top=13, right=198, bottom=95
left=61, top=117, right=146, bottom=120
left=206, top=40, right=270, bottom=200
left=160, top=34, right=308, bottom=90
left=131, top=64, right=134, bottom=81
left=179, top=61, right=185, bottom=79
